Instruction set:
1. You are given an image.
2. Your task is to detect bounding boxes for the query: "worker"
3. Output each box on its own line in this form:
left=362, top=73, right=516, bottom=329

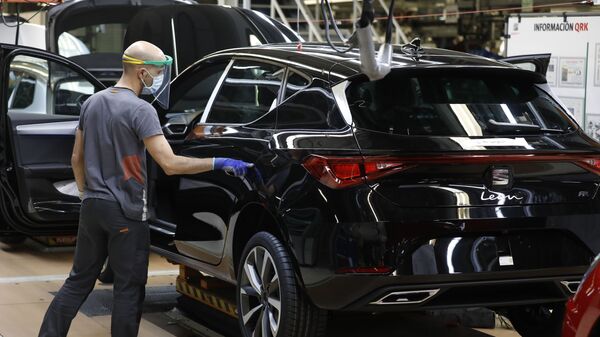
left=38, top=41, right=253, bottom=337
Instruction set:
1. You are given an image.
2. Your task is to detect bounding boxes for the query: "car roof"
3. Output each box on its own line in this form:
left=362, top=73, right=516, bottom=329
left=207, top=43, right=516, bottom=81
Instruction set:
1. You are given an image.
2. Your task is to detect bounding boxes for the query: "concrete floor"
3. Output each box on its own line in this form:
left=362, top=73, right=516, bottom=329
left=0, top=239, right=520, bottom=337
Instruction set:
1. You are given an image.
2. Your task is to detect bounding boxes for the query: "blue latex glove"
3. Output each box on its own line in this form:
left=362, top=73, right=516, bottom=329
left=213, top=158, right=254, bottom=177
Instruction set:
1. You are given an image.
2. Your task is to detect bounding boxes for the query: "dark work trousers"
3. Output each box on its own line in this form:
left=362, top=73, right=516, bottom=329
left=38, top=198, right=150, bottom=337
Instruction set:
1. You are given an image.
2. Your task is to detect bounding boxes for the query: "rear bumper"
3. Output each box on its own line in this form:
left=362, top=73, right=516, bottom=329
left=282, top=184, right=600, bottom=311
left=304, top=271, right=585, bottom=311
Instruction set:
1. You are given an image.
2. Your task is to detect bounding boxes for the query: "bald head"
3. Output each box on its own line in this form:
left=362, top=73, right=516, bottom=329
left=122, top=41, right=165, bottom=74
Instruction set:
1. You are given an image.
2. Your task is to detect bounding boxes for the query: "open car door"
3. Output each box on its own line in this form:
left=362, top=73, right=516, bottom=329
left=501, top=53, right=551, bottom=76
left=0, top=44, right=105, bottom=236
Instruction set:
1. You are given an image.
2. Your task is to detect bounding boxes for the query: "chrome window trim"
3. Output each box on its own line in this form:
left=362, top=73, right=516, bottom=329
left=280, top=67, right=312, bottom=103
left=331, top=80, right=352, bottom=125
left=199, top=59, right=235, bottom=124
left=201, top=58, right=286, bottom=126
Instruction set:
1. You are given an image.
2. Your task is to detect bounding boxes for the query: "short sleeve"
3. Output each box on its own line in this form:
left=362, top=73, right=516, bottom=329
left=78, top=99, right=90, bottom=130
left=133, top=103, right=164, bottom=141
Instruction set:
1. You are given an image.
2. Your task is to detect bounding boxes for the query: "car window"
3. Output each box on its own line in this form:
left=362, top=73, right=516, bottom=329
left=58, top=23, right=127, bottom=57
left=284, top=70, right=310, bottom=100
left=166, top=61, right=229, bottom=122
left=8, top=71, right=36, bottom=109
left=511, top=62, right=537, bottom=72
left=277, top=84, right=346, bottom=130
left=206, top=60, right=285, bottom=124
left=346, top=69, right=575, bottom=136
left=7, top=55, right=98, bottom=116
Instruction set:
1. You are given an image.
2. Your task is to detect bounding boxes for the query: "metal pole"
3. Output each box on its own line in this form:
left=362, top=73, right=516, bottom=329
left=294, top=0, right=323, bottom=42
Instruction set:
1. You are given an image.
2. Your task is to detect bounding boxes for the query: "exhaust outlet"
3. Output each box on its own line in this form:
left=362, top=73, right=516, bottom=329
left=371, top=289, right=440, bottom=305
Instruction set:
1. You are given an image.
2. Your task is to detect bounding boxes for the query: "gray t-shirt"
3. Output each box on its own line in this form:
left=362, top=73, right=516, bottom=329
left=78, top=87, right=163, bottom=221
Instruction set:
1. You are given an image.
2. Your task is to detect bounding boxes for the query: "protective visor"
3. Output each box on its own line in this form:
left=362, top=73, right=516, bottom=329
left=122, top=54, right=173, bottom=109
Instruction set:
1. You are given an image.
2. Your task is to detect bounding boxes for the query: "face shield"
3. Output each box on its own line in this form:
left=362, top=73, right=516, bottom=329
left=122, top=54, right=173, bottom=109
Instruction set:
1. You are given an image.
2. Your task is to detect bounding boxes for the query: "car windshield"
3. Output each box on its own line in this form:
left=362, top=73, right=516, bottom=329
left=346, top=69, right=575, bottom=136
left=58, top=23, right=127, bottom=57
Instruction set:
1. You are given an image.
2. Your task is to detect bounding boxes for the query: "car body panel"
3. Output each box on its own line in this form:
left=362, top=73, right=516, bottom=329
left=147, top=44, right=600, bottom=313
left=0, top=43, right=105, bottom=235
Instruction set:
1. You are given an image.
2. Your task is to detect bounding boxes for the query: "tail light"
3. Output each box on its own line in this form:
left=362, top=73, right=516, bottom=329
left=303, top=153, right=600, bottom=189
left=578, top=157, right=600, bottom=175
left=302, top=155, right=414, bottom=189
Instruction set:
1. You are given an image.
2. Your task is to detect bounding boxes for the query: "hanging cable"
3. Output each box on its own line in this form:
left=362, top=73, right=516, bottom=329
left=1, top=0, right=50, bottom=45
left=1, top=0, right=20, bottom=28
left=324, top=0, right=346, bottom=42
left=320, top=0, right=353, bottom=53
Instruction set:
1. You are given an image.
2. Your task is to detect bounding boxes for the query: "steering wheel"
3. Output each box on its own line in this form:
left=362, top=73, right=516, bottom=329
left=75, top=94, right=92, bottom=108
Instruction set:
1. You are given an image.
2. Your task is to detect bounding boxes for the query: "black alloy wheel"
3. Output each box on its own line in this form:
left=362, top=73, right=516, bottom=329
left=236, top=232, right=327, bottom=337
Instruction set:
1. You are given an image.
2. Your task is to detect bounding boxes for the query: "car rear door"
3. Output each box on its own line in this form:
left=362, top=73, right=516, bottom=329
left=0, top=45, right=104, bottom=235
left=149, top=57, right=284, bottom=266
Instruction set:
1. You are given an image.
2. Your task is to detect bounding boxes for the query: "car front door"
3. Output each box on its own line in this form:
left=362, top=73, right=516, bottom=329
left=0, top=45, right=104, bottom=235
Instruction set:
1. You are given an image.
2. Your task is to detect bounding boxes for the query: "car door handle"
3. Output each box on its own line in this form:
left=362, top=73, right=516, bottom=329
left=162, top=123, right=188, bottom=136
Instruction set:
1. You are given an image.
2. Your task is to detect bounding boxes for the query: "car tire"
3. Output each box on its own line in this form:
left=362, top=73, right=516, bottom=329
left=0, top=235, right=26, bottom=246
left=236, top=231, right=327, bottom=337
left=505, top=303, right=564, bottom=337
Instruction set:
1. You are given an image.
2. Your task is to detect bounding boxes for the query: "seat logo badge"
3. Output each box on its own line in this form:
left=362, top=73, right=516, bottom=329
left=491, top=168, right=510, bottom=186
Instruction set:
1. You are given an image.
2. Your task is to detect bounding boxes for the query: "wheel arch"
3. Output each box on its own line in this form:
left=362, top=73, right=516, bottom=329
left=231, top=202, right=285, bottom=272
left=229, top=202, right=307, bottom=288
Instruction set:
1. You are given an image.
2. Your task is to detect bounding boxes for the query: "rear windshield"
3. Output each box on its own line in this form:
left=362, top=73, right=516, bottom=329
left=58, top=24, right=127, bottom=57
left=346, top=70, right=575, bottom=136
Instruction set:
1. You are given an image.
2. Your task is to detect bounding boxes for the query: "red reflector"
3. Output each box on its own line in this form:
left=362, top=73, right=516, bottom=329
left=336, top=266, right=393, bottom=274
left=302, top=155, right=412, bottom=189
left=579, top=158, right=600, bottom=175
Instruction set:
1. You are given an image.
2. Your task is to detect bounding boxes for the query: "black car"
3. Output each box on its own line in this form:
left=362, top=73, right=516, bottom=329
left=46, top=1, right=300, bottom=84
left=0, top=41, right=597, bottom=337
left=146, top=45, right=599, bottom=337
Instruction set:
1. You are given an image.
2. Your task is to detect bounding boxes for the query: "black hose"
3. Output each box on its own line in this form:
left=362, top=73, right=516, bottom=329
left=357, top=0, right=374, bottom=28
left=1, top=0, right=19, bottom=28
left=15, top=3, right=19, bottom=45
left=320, top=0, right=353, bottom=53
left=385, top=0, right=396, bottom=44
left=325, top=0, right=345, bottom=42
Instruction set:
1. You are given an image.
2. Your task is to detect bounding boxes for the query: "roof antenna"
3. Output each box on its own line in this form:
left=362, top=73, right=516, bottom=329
left=349, top=0, right=392, bottom=81
left=401, top=37, right=423, bottom=61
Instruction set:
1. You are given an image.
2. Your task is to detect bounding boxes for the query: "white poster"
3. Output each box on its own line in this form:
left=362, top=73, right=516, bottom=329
left=585, top=114, right=600, bottom=142
left=547, top=57, right=558, bottom=87
left=559, top=96, right=585, bottom=124
left=560, top=58, right=586, bottom=88
left=507, top=14, right=600, bottom=134
left=595, top=43, right=600, bottom=86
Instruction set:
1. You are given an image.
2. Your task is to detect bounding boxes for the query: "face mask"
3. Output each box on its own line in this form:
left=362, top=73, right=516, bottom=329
left=140, top=70, right=164, bottom=95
